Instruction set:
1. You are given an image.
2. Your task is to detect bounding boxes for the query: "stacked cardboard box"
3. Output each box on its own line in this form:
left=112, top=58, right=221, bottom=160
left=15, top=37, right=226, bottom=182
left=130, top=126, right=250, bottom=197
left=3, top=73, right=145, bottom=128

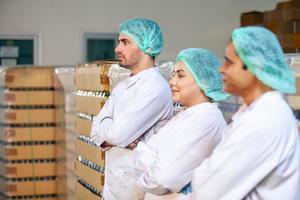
left=0, top=67, right=65, bottom=200
left=286, top=54, right=300, bottom=132
left=241, top=0, right=300, bottom=53
left=74, top=61, right=116, bottom=200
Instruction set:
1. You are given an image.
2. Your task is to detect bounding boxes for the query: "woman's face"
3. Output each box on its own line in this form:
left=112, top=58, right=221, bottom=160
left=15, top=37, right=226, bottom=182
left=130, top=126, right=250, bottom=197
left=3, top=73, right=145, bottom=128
left=169, top=61, right=202, bottom=107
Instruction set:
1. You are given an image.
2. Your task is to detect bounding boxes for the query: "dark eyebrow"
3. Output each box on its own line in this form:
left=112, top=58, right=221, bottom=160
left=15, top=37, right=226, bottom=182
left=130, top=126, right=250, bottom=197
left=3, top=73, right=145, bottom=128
left=224, top=56, right=233, bottom=64
left=119, top=38, right=129, bottom=43
left=174, top=69, right=185, bottom=74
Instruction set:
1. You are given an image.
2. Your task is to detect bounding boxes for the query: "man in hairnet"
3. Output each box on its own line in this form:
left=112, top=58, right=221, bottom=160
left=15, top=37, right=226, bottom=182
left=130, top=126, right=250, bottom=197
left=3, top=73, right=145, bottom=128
left=91, top=18, right=173, bottom=200
left=192, top=26, right=300, bottom=199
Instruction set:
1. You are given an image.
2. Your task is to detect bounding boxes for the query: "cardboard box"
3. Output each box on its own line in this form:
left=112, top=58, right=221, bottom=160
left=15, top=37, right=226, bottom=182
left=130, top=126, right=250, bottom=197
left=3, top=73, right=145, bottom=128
left=75, top=117, right=92, bottom=136
left=66, top=170, right=77, bottom=193
left=66, top=152, right=77, bottom=173
left=76, top=139, right=104, bottom=167
left=55, top=108, right=65, bottom=125
left=56, top=142, right=67, bottom=161
left=75, top=181, right=101, bottom=200
left=56, top=177, right=67, bottom=196
left=74, top=66, right=110, bottom=92
left=0, top=178, right=57, bottom=196
left=75, top=95, right=104, bottom=116
left=75, top=160, right=104, bottom=191
left=0, top=144, right=57, bottom=160
left=295, top=73, right=300, bottom=95
left=276, top=1, right=300, bottom=10
left=66, top=191, right=76, bottom=200
left=65, top=112, right=76, bottom=129
left=0, top=127, right=57, bottom=142
left=277, top=34, right=300, bottom=50
left=0, top=67, right=55, bottom=88
left=287, top=96, right=300, bottom=109
left=0, top=162, right=57, bottom=178
left=0, top=194, right=59, bottom=200
left=55, top=127, right=66, bottom=142
left=65, top=132, right=77, bottom=153
left=264, top=9, right=300, bottom=24
left=0, top=108, right=64, bottom=124
left=241, top=11, right=263, bottom=26
left=53, top=67, right=75, bottom=91
left=0, top=90, right=64, bottom=106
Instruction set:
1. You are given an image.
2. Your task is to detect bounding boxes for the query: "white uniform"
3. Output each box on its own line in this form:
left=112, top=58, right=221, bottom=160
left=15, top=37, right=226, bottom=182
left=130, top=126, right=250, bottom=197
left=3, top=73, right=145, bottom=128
left=91, top=67, right=174, bottom=200
left=135, top=102, right=226, bottom=199
left=192, top=91, right=300, bottom=200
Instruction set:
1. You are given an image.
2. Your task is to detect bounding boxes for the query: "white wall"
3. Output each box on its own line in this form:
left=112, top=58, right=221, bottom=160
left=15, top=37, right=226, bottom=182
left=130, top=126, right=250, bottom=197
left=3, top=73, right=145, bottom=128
left=0, top=0, right=283, bottom=65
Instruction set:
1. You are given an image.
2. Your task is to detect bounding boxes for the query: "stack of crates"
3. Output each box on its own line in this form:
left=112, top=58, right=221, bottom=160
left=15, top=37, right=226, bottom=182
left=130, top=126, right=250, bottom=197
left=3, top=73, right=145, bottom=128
left=264, top=1, right=300, bottom=53
left=286, top=54, right=300, bottom=132
left=241, top=0, right=300, bottom=53
left=74, top=61, right=116, bottom=200
left=0, top=67, right=65, bottom=200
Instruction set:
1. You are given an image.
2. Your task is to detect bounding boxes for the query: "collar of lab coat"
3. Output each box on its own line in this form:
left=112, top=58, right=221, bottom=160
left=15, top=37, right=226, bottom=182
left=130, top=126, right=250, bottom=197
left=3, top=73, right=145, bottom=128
left=182, top=102, right=216, bottom=116
left=124, top=67, right=157, bottom=89
left=232, top=91, right=282, bottom=121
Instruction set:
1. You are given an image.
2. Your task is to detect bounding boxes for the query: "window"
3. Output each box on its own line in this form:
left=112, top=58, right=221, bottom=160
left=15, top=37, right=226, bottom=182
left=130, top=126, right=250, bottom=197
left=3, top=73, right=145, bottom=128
left=0, top=34, right=40, bottom=65
left=83, top=33, right=118, bottom=62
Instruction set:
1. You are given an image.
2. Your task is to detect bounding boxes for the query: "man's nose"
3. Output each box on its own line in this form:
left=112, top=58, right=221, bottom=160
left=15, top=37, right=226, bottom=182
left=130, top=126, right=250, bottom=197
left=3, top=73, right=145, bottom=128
left=115, top=43, right=121, bottom=53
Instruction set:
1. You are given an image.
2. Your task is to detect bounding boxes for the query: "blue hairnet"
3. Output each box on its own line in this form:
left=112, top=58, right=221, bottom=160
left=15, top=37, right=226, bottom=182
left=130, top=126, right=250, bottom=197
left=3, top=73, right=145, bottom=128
left=232, top=26, right=296, bottom=94
left=119, top=18, right=163, bottom=58
left=176, top=48, right=230, bottom=101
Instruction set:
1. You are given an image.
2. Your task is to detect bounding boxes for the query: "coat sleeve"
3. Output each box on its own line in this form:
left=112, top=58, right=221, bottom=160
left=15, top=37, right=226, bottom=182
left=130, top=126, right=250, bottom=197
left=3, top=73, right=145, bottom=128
left=92, top=84, right=173, bottom=148
left=192, top=124, right=282, bottom=200
left=135, top=115, right=224, bottom=195
left=90, top=93, right=114, bottom=147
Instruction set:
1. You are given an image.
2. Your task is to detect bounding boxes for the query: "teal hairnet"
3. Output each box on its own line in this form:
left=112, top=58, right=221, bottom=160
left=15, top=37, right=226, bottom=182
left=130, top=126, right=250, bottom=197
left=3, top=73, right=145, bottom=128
left=119, top=18, right=163, bottom=57
left=176, top=48, right=230, bottom=101
left=232, top=26, right=296, bottom=94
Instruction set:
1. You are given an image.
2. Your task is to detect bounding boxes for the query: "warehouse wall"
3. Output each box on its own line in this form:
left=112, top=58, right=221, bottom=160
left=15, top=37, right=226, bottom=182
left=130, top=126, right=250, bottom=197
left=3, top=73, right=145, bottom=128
left=0, top=0, right=283, bottom=65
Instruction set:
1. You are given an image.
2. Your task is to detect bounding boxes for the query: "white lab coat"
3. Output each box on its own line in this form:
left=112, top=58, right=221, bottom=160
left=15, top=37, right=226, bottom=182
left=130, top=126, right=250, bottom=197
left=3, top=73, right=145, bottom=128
left=90, top=67, right=173, bottom=200
left=135, top=102, right=226, bottom=199
left=192, top=91, right=300, bottom=200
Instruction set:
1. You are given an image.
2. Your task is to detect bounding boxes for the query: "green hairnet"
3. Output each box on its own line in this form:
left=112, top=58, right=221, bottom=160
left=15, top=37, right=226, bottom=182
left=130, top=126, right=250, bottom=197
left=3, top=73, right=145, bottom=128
left=119, top=18, right=163, bottom=58
left=232, top=26, right=296, bottom=94
left=176, top=48, right=230, bottom=101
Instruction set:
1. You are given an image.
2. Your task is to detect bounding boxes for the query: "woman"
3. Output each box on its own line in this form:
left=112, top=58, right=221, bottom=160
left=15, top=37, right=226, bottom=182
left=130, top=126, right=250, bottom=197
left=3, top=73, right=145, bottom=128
left=134, top=48, right=229, bottom=199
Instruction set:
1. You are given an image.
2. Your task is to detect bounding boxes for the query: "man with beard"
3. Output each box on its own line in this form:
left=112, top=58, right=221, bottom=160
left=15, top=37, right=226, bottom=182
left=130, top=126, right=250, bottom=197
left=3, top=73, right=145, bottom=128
left=91, top=18, right=173, bottom=200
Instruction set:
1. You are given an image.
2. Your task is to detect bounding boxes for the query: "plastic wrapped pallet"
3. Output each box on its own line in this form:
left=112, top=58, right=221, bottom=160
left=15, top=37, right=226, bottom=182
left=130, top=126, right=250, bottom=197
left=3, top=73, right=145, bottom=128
left=0, top=66, right=66, bottom=200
